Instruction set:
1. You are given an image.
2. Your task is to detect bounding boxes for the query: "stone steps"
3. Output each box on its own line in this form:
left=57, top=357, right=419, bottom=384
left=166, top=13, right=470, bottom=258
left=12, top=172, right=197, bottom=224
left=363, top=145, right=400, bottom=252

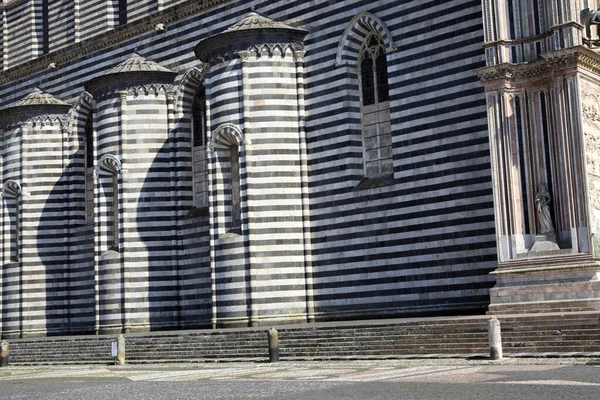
left=4, top=312, right=600, bottom=365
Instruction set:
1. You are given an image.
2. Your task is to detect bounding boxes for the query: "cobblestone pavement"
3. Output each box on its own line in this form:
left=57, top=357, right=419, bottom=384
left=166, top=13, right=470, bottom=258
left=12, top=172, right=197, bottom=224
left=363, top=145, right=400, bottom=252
left=0, top=358, right=599, bottom=399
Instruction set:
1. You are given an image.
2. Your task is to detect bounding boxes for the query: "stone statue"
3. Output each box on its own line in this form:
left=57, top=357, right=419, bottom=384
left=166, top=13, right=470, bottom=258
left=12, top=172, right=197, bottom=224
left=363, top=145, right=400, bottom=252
left=535, top=185, right=555, bottom=235
left=582, top=8, right=600, bottom=45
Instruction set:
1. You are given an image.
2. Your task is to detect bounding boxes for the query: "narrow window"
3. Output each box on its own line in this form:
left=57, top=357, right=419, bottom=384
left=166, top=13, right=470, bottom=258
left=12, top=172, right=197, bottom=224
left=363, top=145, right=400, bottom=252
left=359, top=34, right=392, bottom=178
left=192, top=86, right=208, bottom=208
left=118, top=0, right=127, bottom=25
left=99, top=156, right=120, bottom=251
left=111, top=173, right=119, bottom=248
left=14, top=194, right=19, bottom=261
left=3, top=181, right=21, bottom=262
left=42, top=0, right=49, bottom=54
left=230, top=144, right=241, bottom=231
left=85, top=114, right=94, bottom=224
left=193, top=86, right=207, bottom=148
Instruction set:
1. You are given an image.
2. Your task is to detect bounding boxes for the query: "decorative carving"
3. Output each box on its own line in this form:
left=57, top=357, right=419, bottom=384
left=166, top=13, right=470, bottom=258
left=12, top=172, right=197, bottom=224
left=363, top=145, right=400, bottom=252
left=335, top=12, right=394, bottom=67
left=209, top=123, right=244, bottom=159
left=175, top=64, right=209, bottom=120
left=0, top=114, right=69, bottom=130
left=474, top=59, right=551, bottom=83
left=98, top=154, right=122, bottom=175
left=92, top=84, right=176, bottom=100
left=582, top=8, right=600, bottom=46
left=205, top=42, right=305, bottom=64
left=535, top=185, right=555, bottom=235
left=238, top=50, right=250, bottom=62
left=476, top=46, right=600, bottom=85
left=2, top=180, right=22, bottom=198
left=580, top=79, right=600, bottom=235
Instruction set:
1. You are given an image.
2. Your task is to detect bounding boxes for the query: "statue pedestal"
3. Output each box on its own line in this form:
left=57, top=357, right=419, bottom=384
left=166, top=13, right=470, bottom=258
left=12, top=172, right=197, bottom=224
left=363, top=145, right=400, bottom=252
left=528, top=234, right=561, bottom=254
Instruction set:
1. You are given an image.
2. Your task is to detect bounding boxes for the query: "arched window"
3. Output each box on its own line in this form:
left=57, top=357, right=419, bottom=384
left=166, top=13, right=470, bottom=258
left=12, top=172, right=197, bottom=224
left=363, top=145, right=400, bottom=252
left=3, top=180, right=21, bottom=262
left=111, top=172, right=118, bottom=248
left=359, top=34, right=392, bottom=178
left=229, top=143, right=240, bottom=231
left=98, top=155, right=121, bottom=250
left=192, top=85, right=208, bottom=209
left=85, top=114, right=94, bottom=224
left=210, top=124, right=243, bottom=236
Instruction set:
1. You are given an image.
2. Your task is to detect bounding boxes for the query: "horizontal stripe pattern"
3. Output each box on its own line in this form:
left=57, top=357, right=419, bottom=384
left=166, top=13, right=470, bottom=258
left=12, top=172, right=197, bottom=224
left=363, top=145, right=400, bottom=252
left=0, top=0, right=497, bottom=336
left=48, top=0, right=75, bottom=52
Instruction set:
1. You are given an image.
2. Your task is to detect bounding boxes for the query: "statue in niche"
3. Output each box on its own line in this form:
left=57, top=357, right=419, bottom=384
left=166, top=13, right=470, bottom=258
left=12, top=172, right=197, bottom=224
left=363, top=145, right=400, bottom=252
left=535, top=184, right=555, bottom=235
left=582, top=8, right=600, bottom=46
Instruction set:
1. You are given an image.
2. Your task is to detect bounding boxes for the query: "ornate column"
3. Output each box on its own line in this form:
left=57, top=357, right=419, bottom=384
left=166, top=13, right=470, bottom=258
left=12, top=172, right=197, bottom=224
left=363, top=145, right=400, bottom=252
left=478, top=2, right=600, bottom=314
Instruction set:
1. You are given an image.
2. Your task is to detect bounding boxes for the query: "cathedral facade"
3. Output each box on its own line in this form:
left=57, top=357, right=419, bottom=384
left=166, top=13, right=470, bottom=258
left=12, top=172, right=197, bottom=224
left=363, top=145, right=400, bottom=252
left=0, top=0, right=598, bottom=338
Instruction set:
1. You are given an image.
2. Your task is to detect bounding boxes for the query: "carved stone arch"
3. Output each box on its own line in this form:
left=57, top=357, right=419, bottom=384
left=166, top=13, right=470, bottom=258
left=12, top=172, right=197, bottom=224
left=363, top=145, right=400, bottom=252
left=3, top=180, right=22, bottom=198
left=335, top=12, right=395, bottom=67
left=175, top=64, right=210, bottom=120
left=209, top=123, right=244, bottom=234
left=68, top=91, right=94, bottom=144
left=97, top=154, right=122, bottom=175
left=209, top=123, right=244, bottom=157
left=176, top=64, right=211, bottom=210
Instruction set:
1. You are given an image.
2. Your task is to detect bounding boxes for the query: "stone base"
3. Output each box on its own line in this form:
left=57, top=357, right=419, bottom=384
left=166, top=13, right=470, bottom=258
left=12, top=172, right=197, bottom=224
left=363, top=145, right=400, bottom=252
left=488, top=260, right=600, bottom=314
left=517, top=234, right=571, bottom=258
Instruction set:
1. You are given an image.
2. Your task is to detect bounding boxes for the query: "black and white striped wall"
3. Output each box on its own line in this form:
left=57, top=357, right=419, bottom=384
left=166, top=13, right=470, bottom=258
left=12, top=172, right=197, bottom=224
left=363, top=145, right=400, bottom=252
left=0, top=0, right=496, bottom=337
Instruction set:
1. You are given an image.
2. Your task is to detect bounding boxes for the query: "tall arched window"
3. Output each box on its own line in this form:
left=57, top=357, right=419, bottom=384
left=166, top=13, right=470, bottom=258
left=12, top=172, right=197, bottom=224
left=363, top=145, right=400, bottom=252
left=229, top=143, right=240, bottom=231
left=359, top=34, right=392, bottom=178
left=192, top=85, right=208, bottom=209
left=85, top=114, right=94, bottom=224
left=210, top=124, right=243, bottom=236
left=3, top=180, right=21, bottom=262
left=98, top=155, right=121, bottom=250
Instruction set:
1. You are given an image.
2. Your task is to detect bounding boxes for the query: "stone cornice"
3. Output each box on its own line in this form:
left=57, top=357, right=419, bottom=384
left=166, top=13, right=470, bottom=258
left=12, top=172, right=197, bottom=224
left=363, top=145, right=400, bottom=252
left=0, top=0, right=232, bottom=87
left=474, top=59, right=551, bottom=83
left=541, top=46, right=600, bottom=75
left=476, top=46, right=600, bottom=85
left=0, top=113, right=68, bottom=130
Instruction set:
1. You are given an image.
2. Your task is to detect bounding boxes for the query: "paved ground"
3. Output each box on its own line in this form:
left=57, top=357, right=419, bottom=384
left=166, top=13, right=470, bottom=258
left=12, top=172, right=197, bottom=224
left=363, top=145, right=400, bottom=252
left=1, top=358, right=599, bottom=399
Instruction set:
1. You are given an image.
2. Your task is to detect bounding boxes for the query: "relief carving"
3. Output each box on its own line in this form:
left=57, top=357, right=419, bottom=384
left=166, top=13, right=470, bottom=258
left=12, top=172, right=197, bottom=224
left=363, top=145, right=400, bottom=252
left=581, top=80, right=600, bottom=233
left=581, top=81, right=600, bottom=177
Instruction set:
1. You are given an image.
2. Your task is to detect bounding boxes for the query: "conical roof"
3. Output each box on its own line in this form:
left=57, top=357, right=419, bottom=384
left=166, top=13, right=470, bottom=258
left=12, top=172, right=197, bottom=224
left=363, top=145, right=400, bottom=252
left=84, top=52, right=177, bottom=95
left=195, top=12, right=307, bottom=62
left=107, top=52, right=175, bottom=74
left=15, top=88, right=69, bottom=106
left=224, top=12, right=301, bottom=32
left=0, top=88, right=71, bottom=123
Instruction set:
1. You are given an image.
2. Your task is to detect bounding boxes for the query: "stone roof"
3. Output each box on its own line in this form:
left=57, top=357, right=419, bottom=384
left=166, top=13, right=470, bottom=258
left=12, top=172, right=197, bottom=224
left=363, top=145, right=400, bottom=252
left=107, top=52, right=175, bottom=74
left=15, top=88, right=69, bottom=106
left=224, top=12, right=301, bottom=33
left=84, top=52, right=177, bottom=95
left=194, top=12, right=307, bottom=62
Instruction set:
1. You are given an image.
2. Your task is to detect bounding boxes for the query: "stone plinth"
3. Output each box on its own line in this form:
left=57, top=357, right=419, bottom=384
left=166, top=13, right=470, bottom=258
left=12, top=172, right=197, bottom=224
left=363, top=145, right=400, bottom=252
left=488, top=260, right=600, bottom=314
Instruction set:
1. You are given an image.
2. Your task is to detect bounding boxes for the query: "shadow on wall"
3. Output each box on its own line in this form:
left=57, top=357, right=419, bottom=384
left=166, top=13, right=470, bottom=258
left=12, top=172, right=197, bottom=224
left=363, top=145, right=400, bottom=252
left=36, top=160, right=96, bottom=336
left=137, top=137, right=213, bottom=331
